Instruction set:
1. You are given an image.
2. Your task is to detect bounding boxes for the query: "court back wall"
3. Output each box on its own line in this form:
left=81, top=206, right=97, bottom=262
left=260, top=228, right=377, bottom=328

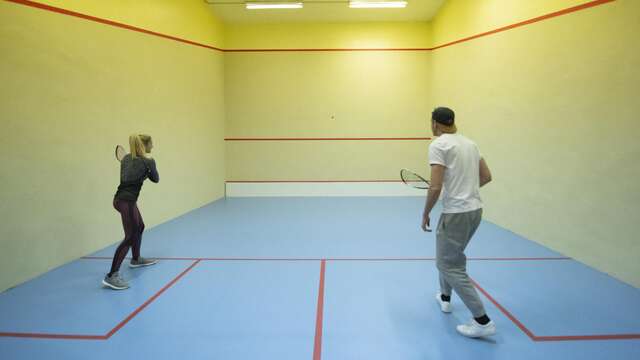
left=224, top=22, right=434, bottom=182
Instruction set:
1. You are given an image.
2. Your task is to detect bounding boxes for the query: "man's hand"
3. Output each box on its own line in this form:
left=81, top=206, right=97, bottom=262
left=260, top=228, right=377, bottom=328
left=422, top=213, right=432, bottom=232
left=479, top=158, right=492, bottom=187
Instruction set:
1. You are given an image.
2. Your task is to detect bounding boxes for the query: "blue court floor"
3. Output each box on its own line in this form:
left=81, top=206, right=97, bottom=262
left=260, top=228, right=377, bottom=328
left=1, top=197, right=639, bottom=359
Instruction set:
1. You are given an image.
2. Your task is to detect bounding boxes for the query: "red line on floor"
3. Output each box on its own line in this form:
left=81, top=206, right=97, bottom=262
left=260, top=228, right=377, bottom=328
left=81, top=256, right=572, bottom=262
left=0, top=260, right=200, bottom=340
left=0, top=332, right=106, bottom=340
left=471, top=278, right=537, bottom=340
left=534, top=334, right=640, bottom=341
left=104, top=260, right=201, bottom=338
left=313, top=260, right=326, bottom=360
left=472, top=278, right=640, bottom=342
left=82, top=256, right=200, bottom=261
left=3, top=257, right=638, bottom=342
left=467, top=257, right=572, bottom=261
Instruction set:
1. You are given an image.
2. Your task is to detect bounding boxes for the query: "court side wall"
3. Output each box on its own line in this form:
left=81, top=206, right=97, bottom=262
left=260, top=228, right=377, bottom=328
left=224, top=22, right=433, bottom=182
left=0, top=0, right=226, bottom=292
left=429, top=0, right=640, bottom=287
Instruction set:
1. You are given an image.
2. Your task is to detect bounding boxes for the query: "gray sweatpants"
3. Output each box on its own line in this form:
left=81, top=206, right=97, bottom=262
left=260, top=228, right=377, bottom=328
left=436, top=208, right=486, bottom=318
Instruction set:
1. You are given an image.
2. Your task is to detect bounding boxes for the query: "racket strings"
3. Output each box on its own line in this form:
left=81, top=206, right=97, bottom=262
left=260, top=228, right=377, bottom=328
left=400, top=169, right=430, bottom=189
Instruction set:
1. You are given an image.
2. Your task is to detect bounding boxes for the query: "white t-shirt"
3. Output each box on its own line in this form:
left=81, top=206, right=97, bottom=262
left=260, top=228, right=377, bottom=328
left=428, top=133, right=483, bottom=214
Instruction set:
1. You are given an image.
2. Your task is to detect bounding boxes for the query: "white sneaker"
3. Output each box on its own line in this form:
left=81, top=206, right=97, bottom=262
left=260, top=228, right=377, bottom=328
left=436, top=293, right=452, bottom=313
left=456, top=319, right=497, bottom=338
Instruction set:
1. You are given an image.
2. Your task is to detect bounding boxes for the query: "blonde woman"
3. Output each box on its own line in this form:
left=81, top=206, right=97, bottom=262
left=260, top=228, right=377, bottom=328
left=103, top=134, right=160, bottom=290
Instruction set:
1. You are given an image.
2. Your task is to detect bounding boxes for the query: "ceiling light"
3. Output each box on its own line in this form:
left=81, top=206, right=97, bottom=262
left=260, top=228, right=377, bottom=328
left=349, top=1, right=407, bottom=9
left=246, top=2, right=303, bottom=9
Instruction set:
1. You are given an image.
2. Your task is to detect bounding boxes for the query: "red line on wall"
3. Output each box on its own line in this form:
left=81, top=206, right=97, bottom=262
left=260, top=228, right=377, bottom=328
left=229, top=0, right=616, bottom=52
left=225, top=180, right=403, bottom=183
left=225, top=47, right=433, bottom=52
left=4, top=0, right=223, bottom=52
left=313, top=260, right=326, bottom=360
left=431, top=0, right=616, bottom=51
left=4, top=0, right=616, bottom=53
left=224, top=137, right=431, bottom=141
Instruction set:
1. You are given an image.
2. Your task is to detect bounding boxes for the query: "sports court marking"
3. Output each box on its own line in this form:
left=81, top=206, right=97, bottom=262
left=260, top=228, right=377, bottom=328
left=0, top=260, right=200, bottom=340
left=2, top=256, right=637, bottom=344
left=224, top=137, right=432, bottom=141
left=471, top=279, right=640, bottom=342
left=5, top=0, right=616, bottom=53
left=313, top=260, right=326, bottom=360
left=224, top=180, right=404, bottom=183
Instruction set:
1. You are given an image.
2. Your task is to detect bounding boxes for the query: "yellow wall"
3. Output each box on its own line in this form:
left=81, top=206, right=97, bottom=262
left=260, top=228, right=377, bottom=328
left=224, top=0, right=640, bottom=288
left=33, top=0, right=225, bottom=47
left=225, top=22, right=432, bottom=181
left=225, top=22, right=431, bottom=49
left=429, top=0, right=640, bottom=287
left=0, top=0, right=225, bottom=292
left=2, top=0, right=638, bottom=292
left=431, top=0, right=590, bottom=46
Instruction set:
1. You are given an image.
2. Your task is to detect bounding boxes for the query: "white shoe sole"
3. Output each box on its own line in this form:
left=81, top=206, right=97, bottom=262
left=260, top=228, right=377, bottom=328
left=102, top=279, right=129, bottom=290
left=129, top=260, right=158, bottom=268
left=456, top=325, right=496, bottom=338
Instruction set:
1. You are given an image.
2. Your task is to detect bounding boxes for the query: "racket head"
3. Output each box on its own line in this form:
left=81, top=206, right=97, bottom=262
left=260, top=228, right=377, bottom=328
left=115, top=145, right=126, bottom=162
left=400, top=168, right=430, bottom=189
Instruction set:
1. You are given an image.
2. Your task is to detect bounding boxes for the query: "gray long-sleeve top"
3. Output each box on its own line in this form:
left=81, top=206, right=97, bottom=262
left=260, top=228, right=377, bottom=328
left=114, top=154, right=159, bottom=202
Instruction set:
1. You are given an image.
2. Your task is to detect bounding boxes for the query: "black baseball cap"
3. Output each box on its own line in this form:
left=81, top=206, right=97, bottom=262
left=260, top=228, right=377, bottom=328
left=432, top=107, right=455, bottom=126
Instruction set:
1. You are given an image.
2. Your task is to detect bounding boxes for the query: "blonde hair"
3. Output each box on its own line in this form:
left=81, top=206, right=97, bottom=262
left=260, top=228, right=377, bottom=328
left=129, top=134, right=152, bottom=158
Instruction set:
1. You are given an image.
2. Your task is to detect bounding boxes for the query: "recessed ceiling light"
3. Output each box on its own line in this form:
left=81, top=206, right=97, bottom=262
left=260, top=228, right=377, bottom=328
left=349, top=1, right=408, bottom=9
left=246, top=2, right=303, bottom=10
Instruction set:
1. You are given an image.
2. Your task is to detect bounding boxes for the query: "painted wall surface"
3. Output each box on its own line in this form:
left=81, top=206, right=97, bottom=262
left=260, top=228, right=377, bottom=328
left=225, top=22, right=433, bottom=182
left=430, top=0, right=640, bottom=287
left=0, top=0, right=226, bottom=291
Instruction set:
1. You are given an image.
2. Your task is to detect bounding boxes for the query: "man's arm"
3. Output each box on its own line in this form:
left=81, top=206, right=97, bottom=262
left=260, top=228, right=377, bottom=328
left=422, top=164, right=445, bottom=231
left=479, top=158, right=492, bottom=187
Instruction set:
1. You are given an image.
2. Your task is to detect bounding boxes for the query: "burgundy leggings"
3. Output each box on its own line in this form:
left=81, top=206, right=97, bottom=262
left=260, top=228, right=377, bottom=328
left=109, top=199, right=145, bottom=275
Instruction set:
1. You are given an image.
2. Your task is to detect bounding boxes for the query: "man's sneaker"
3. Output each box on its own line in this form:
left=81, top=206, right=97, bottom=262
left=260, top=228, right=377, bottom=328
left=102, top=272, right=129, bottom=290
left=436, top=293, right=452, bottom=313
left=456, top=319, right=497, bottom=338
left=129, top=257, right=158, bottom=268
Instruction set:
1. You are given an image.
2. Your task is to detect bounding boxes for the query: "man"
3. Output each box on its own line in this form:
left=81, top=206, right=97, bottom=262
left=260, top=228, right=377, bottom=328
left=422, top=107, right=496, bottom=338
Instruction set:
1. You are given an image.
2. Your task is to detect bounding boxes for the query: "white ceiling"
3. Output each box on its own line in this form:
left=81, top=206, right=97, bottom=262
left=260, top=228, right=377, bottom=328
left=206, top=0, right=445, bottom=24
